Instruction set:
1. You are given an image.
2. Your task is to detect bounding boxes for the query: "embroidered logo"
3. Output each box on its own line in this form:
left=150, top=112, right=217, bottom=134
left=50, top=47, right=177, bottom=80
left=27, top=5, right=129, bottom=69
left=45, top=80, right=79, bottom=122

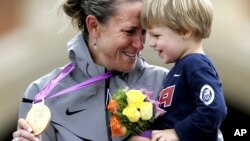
left=199, top=84, right=214, bottom=105
left=66, top=108, right=86, bottom=116
left=173, top=74, right=181, bottom=77
left=159, top=85, right=175, bottom=108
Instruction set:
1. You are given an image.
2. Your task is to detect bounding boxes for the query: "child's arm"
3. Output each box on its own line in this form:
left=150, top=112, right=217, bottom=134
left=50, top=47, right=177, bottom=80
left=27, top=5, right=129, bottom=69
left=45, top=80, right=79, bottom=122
left=151, top=129, right=180, bottom=141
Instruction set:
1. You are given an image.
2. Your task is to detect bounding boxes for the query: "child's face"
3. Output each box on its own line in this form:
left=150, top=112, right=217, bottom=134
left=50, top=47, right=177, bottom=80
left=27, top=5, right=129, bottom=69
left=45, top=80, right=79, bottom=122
left=147, top=26, right=187, bottom=64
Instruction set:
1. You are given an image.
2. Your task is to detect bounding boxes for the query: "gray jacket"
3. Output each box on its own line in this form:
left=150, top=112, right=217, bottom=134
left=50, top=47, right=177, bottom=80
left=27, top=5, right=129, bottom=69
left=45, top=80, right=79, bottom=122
left=19, top=33, right=168, bottom=141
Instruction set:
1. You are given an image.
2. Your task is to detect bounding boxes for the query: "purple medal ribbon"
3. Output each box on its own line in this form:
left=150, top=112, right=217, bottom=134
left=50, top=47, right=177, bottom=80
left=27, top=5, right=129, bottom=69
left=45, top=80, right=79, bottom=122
left=34, top=63, right=113, bottom=103
left=33, top=63, right=153, bottom=138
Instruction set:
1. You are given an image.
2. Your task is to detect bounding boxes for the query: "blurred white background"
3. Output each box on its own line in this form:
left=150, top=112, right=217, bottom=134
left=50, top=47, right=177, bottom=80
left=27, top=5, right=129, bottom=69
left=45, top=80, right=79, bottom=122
left=0, top=0, right=249, bottom=140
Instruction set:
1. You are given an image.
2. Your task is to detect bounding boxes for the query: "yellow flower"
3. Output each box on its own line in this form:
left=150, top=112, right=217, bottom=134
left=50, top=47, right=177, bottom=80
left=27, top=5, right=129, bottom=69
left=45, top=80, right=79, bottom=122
left=140, top=102, right=153, bottom=120
left=122, top=104, right=141, bottom=122
left=126, top=90, right=146, bottom=108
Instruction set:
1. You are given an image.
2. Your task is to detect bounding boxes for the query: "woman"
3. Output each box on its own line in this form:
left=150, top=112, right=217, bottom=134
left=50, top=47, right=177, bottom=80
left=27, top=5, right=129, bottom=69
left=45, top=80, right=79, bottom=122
left=12, top=0, right=168, bottom=141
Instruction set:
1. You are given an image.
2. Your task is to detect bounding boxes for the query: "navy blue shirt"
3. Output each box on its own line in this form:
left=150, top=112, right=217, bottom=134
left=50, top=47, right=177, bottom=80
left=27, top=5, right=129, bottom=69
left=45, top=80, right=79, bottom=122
left=153, top=54, right=227, bottom=141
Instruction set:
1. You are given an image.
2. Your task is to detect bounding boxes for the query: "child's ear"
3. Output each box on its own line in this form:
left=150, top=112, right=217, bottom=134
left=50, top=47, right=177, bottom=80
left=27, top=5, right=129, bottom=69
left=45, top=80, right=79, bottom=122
left=86, top=15, right=99, bottom=38
left=181, top=29, right=192, bottom=39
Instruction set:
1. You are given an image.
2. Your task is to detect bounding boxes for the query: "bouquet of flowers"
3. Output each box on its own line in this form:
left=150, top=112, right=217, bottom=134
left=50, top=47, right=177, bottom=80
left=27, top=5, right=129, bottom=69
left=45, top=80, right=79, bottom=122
left=107, top=88, right=166, bottom=138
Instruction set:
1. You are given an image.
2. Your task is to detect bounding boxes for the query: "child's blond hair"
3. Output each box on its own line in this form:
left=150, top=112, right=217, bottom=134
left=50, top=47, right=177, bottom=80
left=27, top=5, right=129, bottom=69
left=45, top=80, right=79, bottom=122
left=141, top=0, right=213, bottom=39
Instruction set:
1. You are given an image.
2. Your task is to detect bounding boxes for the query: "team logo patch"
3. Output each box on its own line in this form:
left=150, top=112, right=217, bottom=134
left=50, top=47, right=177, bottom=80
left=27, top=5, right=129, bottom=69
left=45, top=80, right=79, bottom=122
left=200, top=84, right=214, bottom=105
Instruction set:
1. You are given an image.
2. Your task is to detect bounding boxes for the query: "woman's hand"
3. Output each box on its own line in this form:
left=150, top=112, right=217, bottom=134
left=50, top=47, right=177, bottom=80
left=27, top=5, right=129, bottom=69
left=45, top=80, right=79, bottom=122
left=152, top=129, right=180, bottom=141
left=12, top=119, right=40, bottom=141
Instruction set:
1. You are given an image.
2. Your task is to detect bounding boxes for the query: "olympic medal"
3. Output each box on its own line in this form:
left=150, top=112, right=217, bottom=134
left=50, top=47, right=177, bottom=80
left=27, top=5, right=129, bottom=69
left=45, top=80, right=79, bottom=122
left=26, top=101, right=51, bottom=135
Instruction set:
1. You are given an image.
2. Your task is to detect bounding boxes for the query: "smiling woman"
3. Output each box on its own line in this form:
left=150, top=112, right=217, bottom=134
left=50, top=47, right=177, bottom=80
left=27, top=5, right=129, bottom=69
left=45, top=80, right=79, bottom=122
left=10, top=0, right=168, bottom=141
left=85, top=1, right=145, bottom=73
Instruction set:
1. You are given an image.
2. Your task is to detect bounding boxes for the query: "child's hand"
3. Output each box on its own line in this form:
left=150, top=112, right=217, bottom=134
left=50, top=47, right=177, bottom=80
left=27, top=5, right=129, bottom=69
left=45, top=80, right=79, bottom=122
left=130, top=136, right=151, bottom=141
left=152, top=129, right=180, bottom=141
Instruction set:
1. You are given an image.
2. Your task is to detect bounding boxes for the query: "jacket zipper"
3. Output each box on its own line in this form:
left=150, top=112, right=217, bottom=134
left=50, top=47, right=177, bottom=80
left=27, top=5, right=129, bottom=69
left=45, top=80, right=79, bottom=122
left=105, top=69, right=112, bottom=141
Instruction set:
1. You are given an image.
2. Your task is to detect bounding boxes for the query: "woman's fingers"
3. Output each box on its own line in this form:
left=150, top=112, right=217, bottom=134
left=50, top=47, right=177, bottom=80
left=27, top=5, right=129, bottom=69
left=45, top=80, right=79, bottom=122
left=12, top=137, right=19, bottom=141
left=12, top=119, right=40, bottom=141
left=12, top=136, right=33, bottom=141
left=18, top=119, right=33, bottom=132
left=12, top=129, right=35, bottom=140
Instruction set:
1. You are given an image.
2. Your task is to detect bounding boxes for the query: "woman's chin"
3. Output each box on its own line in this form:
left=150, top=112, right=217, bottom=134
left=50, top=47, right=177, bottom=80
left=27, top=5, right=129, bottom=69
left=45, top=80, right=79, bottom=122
left=118, top=64, right=136, bottom=73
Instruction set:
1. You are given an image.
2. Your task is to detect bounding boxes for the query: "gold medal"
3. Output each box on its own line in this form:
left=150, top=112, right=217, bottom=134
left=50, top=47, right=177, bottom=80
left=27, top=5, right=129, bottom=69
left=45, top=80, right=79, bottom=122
left=26, top=99, right=51, bottom=135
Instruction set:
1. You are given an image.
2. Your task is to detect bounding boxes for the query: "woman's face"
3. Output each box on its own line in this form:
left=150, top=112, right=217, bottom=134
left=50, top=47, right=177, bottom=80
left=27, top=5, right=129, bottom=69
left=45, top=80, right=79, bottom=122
left=93, top=1, right=144, bottom=73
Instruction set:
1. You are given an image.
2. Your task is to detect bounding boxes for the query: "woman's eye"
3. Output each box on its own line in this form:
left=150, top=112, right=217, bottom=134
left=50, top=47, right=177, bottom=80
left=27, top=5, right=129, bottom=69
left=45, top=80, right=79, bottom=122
left=152, top=34, right=160, bottom=38
left=126, top=30, right=136, bottom=34
left=142, top=29, right=146, bottom=35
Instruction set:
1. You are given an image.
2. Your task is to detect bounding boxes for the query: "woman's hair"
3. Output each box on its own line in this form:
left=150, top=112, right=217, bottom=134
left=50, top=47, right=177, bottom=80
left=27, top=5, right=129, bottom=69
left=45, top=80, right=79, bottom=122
left=62, top=0, right=141, bottom=40
left=141, top=0, right=213, bottom=39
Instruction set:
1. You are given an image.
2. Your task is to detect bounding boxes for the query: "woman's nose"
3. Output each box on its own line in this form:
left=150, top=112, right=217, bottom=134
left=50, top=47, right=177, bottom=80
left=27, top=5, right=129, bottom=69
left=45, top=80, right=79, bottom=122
left=132, top=34, right=144, bottom=50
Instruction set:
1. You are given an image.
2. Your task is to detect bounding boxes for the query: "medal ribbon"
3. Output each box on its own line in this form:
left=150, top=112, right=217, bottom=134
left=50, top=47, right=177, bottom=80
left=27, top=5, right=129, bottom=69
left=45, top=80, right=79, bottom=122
left=34, top=63, right=114, bottom=103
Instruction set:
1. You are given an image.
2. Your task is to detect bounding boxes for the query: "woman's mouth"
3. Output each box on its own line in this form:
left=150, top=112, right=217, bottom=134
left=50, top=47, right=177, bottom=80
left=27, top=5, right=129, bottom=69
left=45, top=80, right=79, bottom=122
left=124, top=52, right=137, bottom=58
